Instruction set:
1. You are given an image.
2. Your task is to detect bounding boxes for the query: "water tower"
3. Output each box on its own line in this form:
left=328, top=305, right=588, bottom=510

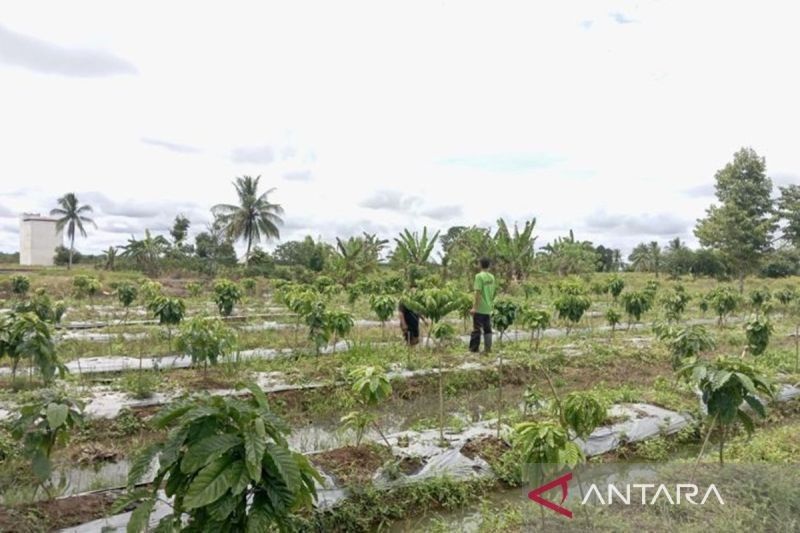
left=19, top=214, right=63, bottom=266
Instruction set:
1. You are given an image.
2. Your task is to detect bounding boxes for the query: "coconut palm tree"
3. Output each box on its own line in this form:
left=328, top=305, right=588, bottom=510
left=50, top=193, right=95, bottom=269
left=212, top=176, right=284, bottom=265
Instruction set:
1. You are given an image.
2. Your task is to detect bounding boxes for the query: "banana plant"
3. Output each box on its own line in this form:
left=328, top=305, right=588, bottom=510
left=123, top=383, right=320, bottom=532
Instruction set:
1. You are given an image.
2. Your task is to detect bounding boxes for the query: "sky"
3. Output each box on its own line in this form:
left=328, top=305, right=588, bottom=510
left=2, top=0, right=800, bottom=258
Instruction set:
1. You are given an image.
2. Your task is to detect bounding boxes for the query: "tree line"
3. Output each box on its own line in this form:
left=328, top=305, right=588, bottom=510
left=30, top=147, right=800, bottom=286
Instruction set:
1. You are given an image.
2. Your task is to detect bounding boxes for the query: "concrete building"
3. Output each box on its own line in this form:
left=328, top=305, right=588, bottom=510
left=20, top=214, right=63, bottom=266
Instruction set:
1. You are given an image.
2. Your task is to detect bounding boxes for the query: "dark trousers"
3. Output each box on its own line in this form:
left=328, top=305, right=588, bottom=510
left=469, top=313, right=492, bottom=352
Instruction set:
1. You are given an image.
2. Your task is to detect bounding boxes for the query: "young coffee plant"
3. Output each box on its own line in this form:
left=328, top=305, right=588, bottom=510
left=677, top=357, right=772, bottom=464
left=492, top=299, right=518, bottom=343
left=140, top=280, right=164, bottom=304
left=561, top=391, right=608, bottom=440
left=430, top=321, right=457, bottom=443
left=621, top=290, right=652, bottom=326
left=521, top=307, right=551, bottom=351
left=553, top=281, right=591, bottom=332
left=341, top=366, right=393, bottom=447
left=654, top=322, right=716, bottom=369
left=327, top=310, right=355, bottom=350
left=607, top=275, right=625, bottom=302
left=0, top=312, right=64, bottom=384
left=401, top=287, right=461, bottom=347
left=213, top=279, right=243, bottom=317
left=512, top=420, right=583, bottom=484
left=123, top=383, right=320, bottom=532
left=14, top=289, right=66, bottom=324
left=11, top=390, right=84, bottom=495
left=369, top=294, right=397, bottom=340
left=148, top=296, right=186, bottom=351
left=176, top=316, right=237, bottom=374
left=744, top=316, right=773, bottom=356
left=117, top=282, right=138, bottom=310
left=241, top=277, right=257, bottom=296
left=304, top=300, right=331, bottom=355
left=749, top=287, right=771, bottom=317
left=605, top=307, right=622, bottom=338
left=661, top=284, right=691, bottom=322
left=10, top=274, right=31, bottom=297
left=186, top=281, right=203, bottom=298
left=707, top=286, right=740, bottom=326
left=72, top=274, right=102, bottom=303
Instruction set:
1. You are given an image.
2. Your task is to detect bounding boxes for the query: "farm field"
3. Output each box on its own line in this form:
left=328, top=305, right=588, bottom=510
left=1, top=269, right=799, bottom=532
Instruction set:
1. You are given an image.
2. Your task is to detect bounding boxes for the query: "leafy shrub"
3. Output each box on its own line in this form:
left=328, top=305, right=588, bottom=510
left=621, top=290, right=652, bottom=324
left=10, top=275, right=31, bottom=297
left=124, top=384, right=320, bottom=532
left=176, top=316, right=237, bottom=371
left=213, top=279, right=243, bottom=317
left=116, top=283, right=138, bottom=309
left=562, top=392, right=607, bottom=439
left=745, top=316, right=773, bottom=356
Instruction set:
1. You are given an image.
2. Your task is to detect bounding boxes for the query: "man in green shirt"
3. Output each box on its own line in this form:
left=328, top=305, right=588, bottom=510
left=469, top=257, right=496, bottom=353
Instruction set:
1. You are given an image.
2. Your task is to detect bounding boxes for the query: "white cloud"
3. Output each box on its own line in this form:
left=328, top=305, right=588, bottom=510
left=1, top=0, right=799, bottom=256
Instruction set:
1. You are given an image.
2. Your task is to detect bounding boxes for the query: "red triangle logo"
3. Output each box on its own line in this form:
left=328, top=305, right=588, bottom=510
left=528, top=471, right=573, bottom=518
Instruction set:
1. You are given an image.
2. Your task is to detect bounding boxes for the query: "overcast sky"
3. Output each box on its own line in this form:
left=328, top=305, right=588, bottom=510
left=2, top=1, right=799, bottom=257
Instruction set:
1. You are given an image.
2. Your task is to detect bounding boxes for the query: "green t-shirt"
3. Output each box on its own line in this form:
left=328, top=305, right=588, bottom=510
left=473, top=271, right=496, bottom=314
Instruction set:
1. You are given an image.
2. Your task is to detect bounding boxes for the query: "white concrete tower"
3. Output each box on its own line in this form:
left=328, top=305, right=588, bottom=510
left=19, top=214, right=63, bottom=266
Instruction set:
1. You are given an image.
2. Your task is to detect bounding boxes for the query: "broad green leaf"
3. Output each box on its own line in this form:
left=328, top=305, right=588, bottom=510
left=735, top=372, right=756, bottom=395
left=245, top=381, right=269, bottom=409
left=32, top=451, right=51, bottom=482
left=128, top=443, right=160, bottom=488
left=245, top=419, right=267, bottom=481
left=743, top=395, right=766, bottom=418
left=127, top=498, right=155, bottom=533
left=246, top=505, right=271, bottom=533
left=264, top=442, right=300, bottom=492
left=46, top=403, right=68, bottom=429
left=184, top=456, right=237, bottom=510
left=181, top=434, right=242, bottom=474
left=711, top=370, right=732, bottom=390
left=229, top=460, right=250, bottom=496
left=207, top=492, right=240, bottom=522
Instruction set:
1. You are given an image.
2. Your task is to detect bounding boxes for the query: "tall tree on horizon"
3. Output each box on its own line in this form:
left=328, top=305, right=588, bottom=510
left=212, top=175, right=284, bottom=265
left=695, top=147, right=776, bottom=292
left=50, top=192, right=95, bottom=270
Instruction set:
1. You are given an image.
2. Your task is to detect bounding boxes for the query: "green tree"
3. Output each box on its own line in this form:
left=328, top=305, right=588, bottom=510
left=538, top=231, right=598, bottom=276
left=101, top=246, right=118, bottom=271
left=744, top=316, right=772, bottom=356
left=49, top=192, right=95, bottom=270
left=695, top=148, right=776, bottom=292
left=605, top=307, right=622, bottom=338
left=0, top=312, right=64, bottom=384
left=552, top=280, right=592, bottom=332
left=606, top=275, right=625, bottom=301
left=776, top=184, right=800, bottom=247
left=521, top=307, right=550, bottom=350
left=124, top=384, right=320, bottom=532
left=621, top=290, right=652, bottom=326
left=654, top=322, right=716, bottom=369
left=212, top=176, right=284, bottom=265
left=491, top=299, right=518, bottom=343
left=170, top=214, right=191, bottom=246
